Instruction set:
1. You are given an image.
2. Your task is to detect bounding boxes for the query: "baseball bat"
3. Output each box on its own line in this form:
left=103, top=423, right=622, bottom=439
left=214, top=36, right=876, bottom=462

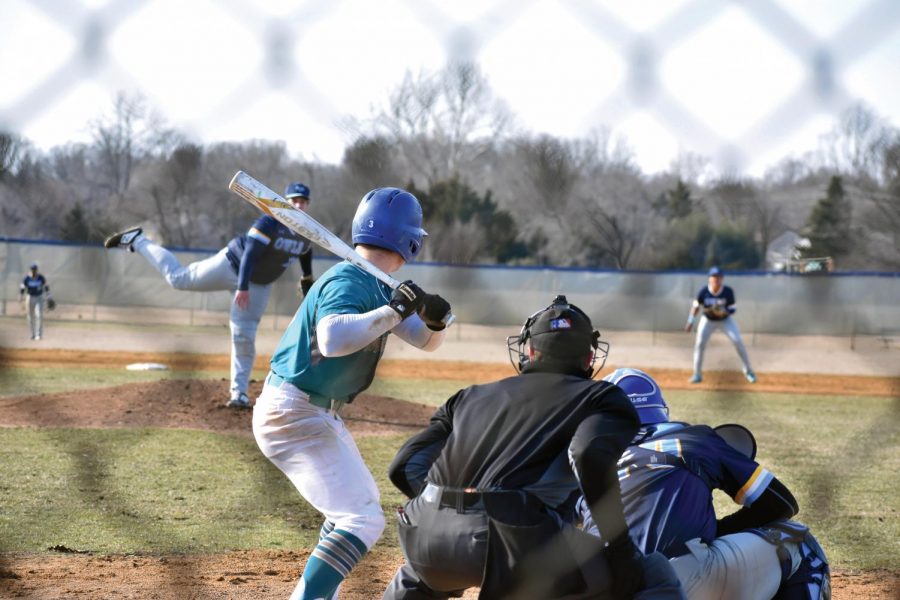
left=228, top=170, right=454, bottom=326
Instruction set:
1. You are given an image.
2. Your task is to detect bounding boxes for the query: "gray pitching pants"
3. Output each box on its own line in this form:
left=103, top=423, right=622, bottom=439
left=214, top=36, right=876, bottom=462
left=134, top=238, right=272, bottom=396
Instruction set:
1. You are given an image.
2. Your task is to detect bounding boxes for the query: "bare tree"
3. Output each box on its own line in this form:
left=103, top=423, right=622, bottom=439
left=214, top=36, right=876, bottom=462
left=369, top=60, right=512, bottom=186
left=818, top=103, right=893, bottom=181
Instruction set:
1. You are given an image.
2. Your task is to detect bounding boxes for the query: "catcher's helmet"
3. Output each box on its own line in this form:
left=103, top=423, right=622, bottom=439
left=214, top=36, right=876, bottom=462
left=506, top=295, right=608, bottom=377
left=351, top=187, right=427, bottom=262
left=284, top=182, right=311, bottom=199
left=602, top=368, right=669, bottom=425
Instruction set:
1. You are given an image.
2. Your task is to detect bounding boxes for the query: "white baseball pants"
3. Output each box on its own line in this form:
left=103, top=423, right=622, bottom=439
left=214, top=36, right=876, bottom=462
left=669, top=533, right=800, bottom=600
left=26, top=295, right=44, bottom=338
left=252, top=380, right=386, bottom=550
left=692, top=316, right=753, bottom=376
left=134, top=238, right=272, bottom=396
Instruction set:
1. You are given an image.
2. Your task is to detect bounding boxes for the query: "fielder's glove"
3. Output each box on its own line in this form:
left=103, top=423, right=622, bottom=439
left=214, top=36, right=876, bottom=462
left=605, top=536, right=646, bottom=598
left=299, top=275, right=315, bottom=297
left=417, top=294, right=451, bottom=331
left=46, top=297, right=57, bottom=311
left=704, top=306, right=729, bottom=320
left=389, top=281, right=426, bottom=320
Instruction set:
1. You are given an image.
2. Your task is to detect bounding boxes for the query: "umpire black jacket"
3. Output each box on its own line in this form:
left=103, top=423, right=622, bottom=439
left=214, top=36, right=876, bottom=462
left=389, top=367, right=640, bottom=543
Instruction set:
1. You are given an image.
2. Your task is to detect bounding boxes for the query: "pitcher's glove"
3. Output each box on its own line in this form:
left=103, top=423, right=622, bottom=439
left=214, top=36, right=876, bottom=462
left=299, top=275, right=315, bottom=297
left=389, top=281, right=426, bottom=320
left=605, top=536, right=646, bottom=599
left=418, top=294, right=451, bottom=331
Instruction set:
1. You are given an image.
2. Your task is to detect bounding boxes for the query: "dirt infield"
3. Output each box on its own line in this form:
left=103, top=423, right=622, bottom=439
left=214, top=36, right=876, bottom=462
left=1, top=348, right=898, bottom=599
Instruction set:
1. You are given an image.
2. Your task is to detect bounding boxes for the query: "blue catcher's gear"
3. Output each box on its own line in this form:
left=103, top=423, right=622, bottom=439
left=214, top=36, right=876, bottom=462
left=602, top=368, right=669, bottom=425
left=351, top=187, right=426, bottom=262
left=284, top=182, right=311, bottom=199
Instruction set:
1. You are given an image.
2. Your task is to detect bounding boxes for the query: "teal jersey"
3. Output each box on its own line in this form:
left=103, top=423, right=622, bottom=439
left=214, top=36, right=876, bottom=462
left=269, top=261, right=393, bottom=403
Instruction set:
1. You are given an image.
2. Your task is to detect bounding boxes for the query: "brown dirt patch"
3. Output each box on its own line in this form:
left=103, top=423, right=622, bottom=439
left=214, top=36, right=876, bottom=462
left=0, top=552, right=895, bottom=599
left=3, top=348, right=900, bottom=397
left=1, top=347, right=897, bottom=598
left=0, top=378, right=435, bottom=436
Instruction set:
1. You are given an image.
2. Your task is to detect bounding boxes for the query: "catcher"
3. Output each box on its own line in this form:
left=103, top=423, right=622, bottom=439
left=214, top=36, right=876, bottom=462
left=579, top=368, right=830, bottom=600
left=684, top=266, right=756, bottom=383
left=383, top=296, right=685, bottom=599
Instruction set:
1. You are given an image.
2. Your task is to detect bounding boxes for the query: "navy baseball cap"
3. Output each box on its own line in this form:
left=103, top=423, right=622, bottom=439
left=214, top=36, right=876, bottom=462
left=284, top=182, right=311, bottom=199
left=30, top=262, right=38, bottom=269
left=707, top=266, right=723, bottom=276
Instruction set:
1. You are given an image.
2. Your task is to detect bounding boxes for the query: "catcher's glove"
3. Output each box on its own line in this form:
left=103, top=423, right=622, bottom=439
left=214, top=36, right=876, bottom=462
left=46, top=297, right=56, bottom=311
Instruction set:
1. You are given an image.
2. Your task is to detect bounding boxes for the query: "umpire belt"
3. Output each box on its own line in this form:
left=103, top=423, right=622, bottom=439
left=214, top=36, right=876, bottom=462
left=423, top=483, right=536, bottom=514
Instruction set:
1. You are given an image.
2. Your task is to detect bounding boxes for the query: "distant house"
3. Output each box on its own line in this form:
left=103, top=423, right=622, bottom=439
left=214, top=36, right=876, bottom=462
left=766, top=230, right=832, bottom=273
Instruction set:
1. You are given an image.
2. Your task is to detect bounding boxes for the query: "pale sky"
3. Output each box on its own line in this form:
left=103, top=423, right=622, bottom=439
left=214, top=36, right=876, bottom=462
left=1, top=0, right=898, bottom=177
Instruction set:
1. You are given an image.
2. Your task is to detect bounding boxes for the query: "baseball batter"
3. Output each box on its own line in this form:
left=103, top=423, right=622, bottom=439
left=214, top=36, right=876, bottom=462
left=579, top=368, right=830, bottom=600
left=685, top=266, right=756, bottom=383
left=104, top=182, right=316, bottom=408
left=252, top=187, right=452, bottom=600
left=383, top=296, right=685, bottom=600
left=20, top=262, right=52, bottom=340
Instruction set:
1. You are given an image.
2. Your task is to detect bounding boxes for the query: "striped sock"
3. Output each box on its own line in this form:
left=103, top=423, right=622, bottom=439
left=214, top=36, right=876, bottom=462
left=319, top=519, right=335, bottom=541
left=297, top=529, right=367, bottom=600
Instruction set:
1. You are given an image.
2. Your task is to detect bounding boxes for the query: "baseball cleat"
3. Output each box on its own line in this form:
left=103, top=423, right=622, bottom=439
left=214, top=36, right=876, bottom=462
left=104, top=227, right=143, bottom=252
left=226, top=392, right=252, bottom=409
left=689, top=374, right=702, bottom=384
left=745, top=370, right=757, bottom=383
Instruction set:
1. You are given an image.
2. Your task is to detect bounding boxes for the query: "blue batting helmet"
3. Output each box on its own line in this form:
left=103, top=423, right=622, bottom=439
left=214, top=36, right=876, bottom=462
left=602, top=368, right=669, bottom=425
left=351, top=187, right=427, bottom=262
left=284, top=182, right=311, bottom=199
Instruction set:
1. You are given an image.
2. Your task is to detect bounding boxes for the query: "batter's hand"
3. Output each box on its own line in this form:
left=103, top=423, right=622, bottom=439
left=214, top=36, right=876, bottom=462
left=418, top=294, right=451, bottom=331
left=389, top=281, right=426, bottom=319
left=233, top=290, right=250, bottom=310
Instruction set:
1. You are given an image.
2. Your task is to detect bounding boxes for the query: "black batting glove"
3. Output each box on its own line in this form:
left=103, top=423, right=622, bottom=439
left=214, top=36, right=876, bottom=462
left=605, top=536, right=646, bottom=599
left=417, top=294, right=451, bottom=331
left=299, top=275, right=314, bottom=297
left=389, top=281, right=426, bottom=320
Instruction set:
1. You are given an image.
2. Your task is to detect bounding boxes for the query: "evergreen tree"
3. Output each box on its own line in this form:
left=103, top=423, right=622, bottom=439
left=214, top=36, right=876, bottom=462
left=802, top=176, right=851, bottom=258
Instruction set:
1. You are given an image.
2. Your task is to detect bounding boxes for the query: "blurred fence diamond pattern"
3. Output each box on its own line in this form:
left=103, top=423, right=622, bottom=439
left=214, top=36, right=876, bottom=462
left=1, top=0, right=899, bottom=172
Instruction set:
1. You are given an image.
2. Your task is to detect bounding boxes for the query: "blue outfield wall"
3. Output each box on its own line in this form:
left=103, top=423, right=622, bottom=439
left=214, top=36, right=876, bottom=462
left=2, top=238, right=898, bottom=336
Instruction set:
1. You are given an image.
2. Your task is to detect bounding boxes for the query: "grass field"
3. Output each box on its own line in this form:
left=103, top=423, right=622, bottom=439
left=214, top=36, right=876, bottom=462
left=0, top=366, right=898, bottom=572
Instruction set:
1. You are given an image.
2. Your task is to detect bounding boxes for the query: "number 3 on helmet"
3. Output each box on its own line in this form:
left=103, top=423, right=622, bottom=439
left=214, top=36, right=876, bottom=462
left=351, top=188, right=427, bottom=262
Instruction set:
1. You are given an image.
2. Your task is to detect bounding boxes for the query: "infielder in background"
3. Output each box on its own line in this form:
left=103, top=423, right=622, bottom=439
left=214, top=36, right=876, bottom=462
left=383, top=295, right=684, bottom=600
left=252, top=187, right=452, bottom=600
left=104, top=182, right=316, bottom=408
left=685, top=266, right=756, bottom=384
left=20, top=262, right=53, bottom=341
left=580, top=368, right=830, bottom=600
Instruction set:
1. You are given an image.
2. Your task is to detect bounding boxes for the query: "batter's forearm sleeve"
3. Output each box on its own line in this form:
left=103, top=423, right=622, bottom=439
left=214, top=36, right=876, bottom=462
left=392, top=314, right=446, bottom=351
left=237, top=237, right=267, bottom=291
left=299, top=248, right=312, bottom=277
left=316, top=308, right=402, bottom=357
left=716, top=477, right=798, bottom=536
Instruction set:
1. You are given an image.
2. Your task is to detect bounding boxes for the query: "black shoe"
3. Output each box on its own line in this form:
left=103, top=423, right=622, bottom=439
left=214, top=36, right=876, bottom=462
left=104, top=227, right=143, bottom=252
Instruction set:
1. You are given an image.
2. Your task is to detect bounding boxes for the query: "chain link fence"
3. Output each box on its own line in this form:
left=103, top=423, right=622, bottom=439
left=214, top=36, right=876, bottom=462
left=2, top=0, right=899, bottom=171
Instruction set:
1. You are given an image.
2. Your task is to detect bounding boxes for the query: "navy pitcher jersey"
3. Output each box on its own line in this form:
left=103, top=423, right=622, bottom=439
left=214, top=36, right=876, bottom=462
left=226, top=215, right=311, bottom=285
left=21, top=274, right=48, bottom=296
left=694, top=285, right=735, bottom=320
left=615, top=423, right=771, bottom=557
